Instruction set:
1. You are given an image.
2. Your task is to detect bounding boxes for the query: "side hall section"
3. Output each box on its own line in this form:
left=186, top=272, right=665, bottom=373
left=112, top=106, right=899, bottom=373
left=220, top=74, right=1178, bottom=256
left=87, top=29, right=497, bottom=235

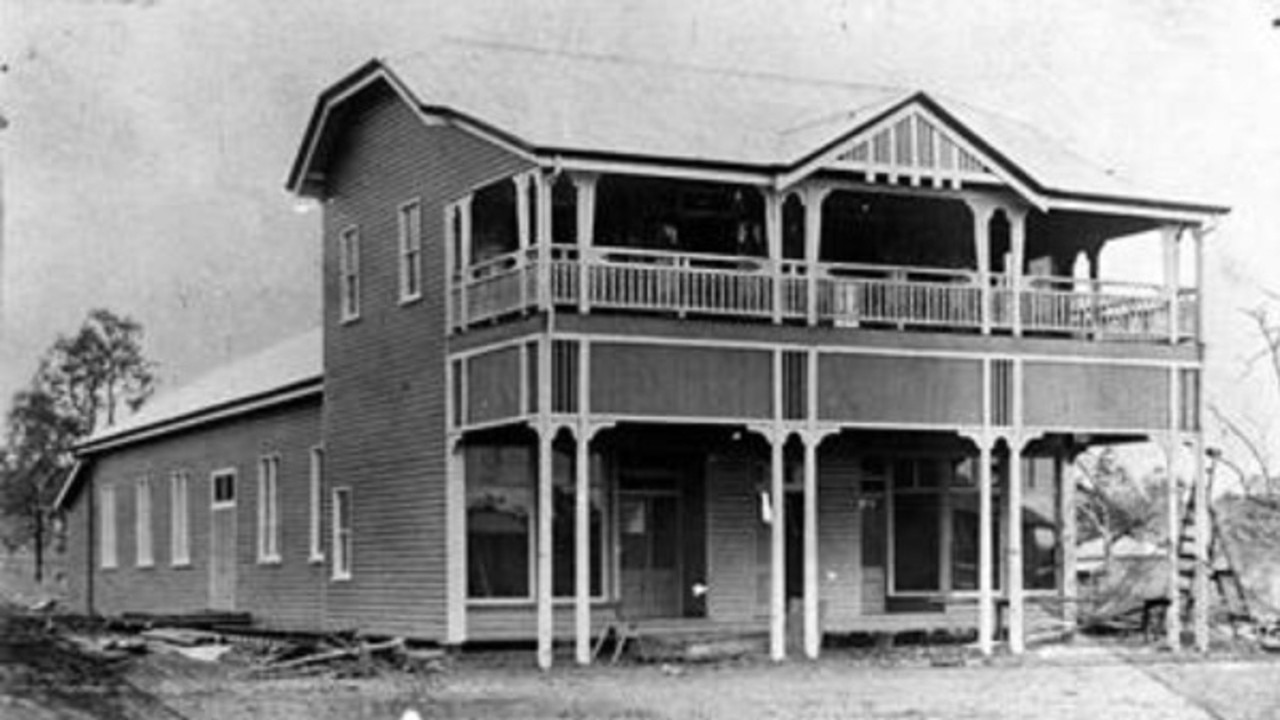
left=63, top=395, right=325, bottom=631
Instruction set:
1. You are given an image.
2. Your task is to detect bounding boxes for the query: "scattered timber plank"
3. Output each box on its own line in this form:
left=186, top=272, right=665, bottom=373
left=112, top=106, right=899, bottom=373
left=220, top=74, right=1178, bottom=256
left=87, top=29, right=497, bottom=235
left=258, top=637, right=405, bottom=673
left=141, top=628, right=222, bottom=647
left=121, top=611, right=252, bottom=630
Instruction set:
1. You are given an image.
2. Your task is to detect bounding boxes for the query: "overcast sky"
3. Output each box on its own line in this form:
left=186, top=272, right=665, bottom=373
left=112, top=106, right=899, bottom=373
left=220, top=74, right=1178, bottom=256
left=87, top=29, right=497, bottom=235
left=3, top=0, right=1280, bottom=465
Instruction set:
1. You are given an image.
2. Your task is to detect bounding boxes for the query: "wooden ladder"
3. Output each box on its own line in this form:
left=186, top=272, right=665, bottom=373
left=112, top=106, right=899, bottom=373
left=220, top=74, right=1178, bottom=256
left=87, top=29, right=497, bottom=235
left=1176, top=467, right=1253, bottom=634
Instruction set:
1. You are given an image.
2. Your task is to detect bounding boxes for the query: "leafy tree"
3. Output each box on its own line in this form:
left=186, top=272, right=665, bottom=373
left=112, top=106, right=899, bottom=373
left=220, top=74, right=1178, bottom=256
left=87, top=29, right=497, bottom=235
left=37, top=308, right=156, bottom=433
left=0, top=309, right=156, bottom=581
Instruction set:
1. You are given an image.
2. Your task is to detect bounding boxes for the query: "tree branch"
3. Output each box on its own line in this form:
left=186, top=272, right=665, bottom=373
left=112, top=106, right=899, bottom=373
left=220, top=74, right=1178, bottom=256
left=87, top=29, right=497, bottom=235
left=1208, top=403, right=1272, bottom=495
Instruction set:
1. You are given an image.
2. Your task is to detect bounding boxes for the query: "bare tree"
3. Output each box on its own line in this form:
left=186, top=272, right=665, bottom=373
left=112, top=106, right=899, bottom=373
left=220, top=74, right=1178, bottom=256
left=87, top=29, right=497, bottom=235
left=1074, top=447, right=1164, bottom=568
left=1210, top=300, right=1280, bottom=496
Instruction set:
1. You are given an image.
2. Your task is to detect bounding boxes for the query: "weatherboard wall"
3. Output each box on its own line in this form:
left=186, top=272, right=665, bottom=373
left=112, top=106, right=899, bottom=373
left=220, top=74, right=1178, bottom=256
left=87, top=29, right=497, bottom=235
left=320, top=83, right=532, bottom=639
left=64, top=398, right=323, bottom=629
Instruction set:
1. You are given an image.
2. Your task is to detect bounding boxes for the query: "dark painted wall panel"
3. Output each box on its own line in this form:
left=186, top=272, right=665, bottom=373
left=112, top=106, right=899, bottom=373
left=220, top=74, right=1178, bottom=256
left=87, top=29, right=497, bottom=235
left=465, top=346, right=522, bottom=425
left=1024, top=361, right=1170, bottom=430
left=817, top=355, right=982, bottom=425
left=590, top=344, right=772, bottom=419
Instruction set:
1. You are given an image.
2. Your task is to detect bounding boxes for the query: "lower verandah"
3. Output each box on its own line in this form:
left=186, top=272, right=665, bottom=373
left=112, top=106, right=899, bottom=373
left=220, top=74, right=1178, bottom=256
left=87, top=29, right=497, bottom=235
left=461, top=426, right=1070, bottom=644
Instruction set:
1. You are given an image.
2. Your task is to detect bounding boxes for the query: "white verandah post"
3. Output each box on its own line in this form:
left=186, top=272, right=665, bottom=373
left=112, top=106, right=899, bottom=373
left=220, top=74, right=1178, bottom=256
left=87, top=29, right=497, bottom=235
left=573, top=424, right=590, bottom=665
left=573, top=173, right=598, bottom=314
left=1007, top=437, right=1026, bottom=654
left=801, top=430, right=821, bottom=659
left=978, top=434, right=996, bottom=655
left=513, top=173, right=532, bottom=311
left=1192, top=431, right=1210, bottom=652
left=770, top=430, right=786, bottom=661
left=966, top=198, right=996, bottom=335
left=535, top=172, right=554, bottom=310
left=1162, top=225, right=1182, bottom=345
left=1163, top=427, right=1183, bottom=650
left=1193, top=226, right=1206, bottom=344
left=969, top=355, right=997, bottom=656
left=535, top=336, right=555, bottom=669
left=802, top=185, right=828, bottom=326
left=764, top=189, right=783, bottom=323
left=1058, top=447, right=1078, bottom=628
left=1008, top=207, right=1027, bottom=337
left=573, top=340, right=597, bottom=665
left=445, top=435, right=467, bottom=646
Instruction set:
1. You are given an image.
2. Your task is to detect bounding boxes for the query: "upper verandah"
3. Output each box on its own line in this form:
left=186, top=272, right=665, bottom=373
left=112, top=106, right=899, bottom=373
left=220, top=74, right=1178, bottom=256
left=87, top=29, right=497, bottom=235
left=286, top=40, right=1226, bottom=221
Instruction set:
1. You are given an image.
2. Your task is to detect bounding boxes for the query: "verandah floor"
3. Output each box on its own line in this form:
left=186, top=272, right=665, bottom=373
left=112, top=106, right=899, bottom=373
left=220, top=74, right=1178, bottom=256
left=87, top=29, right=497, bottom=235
left=619, top=609, right=979, bottom=640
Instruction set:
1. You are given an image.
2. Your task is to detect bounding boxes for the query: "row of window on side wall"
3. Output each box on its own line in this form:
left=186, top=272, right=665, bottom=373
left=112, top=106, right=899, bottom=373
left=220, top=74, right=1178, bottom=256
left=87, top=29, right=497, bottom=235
left=96, top=448, right=351, bottom=580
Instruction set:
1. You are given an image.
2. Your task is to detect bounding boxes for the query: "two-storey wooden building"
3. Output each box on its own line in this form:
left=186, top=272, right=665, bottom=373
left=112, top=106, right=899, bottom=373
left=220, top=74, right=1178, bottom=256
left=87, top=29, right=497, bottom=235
left=58, top=44, right=1227, bottom=668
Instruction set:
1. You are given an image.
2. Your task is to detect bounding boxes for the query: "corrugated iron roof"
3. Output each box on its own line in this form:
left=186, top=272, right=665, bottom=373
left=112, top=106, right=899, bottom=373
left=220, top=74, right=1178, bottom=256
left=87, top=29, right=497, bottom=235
left=77, top=327, right=322, bottom=452
left=363, top=41, right=1223, bottom=212
left=389, top=42, right=912, bottom=168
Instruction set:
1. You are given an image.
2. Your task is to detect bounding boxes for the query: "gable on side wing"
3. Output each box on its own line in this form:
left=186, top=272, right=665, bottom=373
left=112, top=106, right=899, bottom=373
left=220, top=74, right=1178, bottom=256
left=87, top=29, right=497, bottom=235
left=778, top=95, right=1046, bottom=210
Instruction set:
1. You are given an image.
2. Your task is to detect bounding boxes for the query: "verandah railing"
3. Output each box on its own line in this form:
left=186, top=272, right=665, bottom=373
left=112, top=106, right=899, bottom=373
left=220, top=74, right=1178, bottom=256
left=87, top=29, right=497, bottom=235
left=448, top=247, right=1197, bottom=344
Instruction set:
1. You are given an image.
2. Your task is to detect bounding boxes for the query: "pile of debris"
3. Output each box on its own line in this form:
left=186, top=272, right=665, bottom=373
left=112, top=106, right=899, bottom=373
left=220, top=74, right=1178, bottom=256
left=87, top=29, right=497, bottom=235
left=233, top=633, right=446, bottom=678
left=54, top=611, right=446, bottom=679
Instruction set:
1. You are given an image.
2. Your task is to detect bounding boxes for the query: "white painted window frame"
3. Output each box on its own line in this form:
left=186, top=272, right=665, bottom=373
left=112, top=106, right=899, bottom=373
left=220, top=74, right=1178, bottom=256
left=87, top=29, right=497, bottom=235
left=332, top=487, right=353, bottom=581
left=211, top=468, right=237, bottom=509
left=465, top=445, right=611, bottom=605
left=135, top=477, right=153, bottom=568
left=257, top=454, right=281, bottom=564
left=308, top=446, right=324, bottom=563
left=398, top=198, right=423, bottom=304
left=339, top=225, right=361, bottom=323
left=170, top=471, right=191, bottom=567
left=99, top=484, right=117, bottom=570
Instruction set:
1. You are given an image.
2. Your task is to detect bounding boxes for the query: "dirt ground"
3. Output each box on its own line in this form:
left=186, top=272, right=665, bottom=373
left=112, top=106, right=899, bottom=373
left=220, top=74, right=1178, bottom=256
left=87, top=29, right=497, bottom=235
left=3, top=553, right=1280, bottom=719
left=6, top=619, right=1280, bottom=720
left=125, top=644, right=1280, bottom=720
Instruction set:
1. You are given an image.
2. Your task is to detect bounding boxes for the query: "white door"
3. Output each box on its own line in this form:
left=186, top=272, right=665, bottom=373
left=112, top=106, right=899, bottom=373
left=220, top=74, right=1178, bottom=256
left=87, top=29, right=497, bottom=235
left=209, top=470, right=237, bottom=611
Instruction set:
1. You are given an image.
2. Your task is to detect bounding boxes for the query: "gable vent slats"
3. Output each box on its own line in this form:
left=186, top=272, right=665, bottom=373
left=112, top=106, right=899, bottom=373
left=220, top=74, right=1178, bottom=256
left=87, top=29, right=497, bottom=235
left=831, top=109, right=993, bottom=189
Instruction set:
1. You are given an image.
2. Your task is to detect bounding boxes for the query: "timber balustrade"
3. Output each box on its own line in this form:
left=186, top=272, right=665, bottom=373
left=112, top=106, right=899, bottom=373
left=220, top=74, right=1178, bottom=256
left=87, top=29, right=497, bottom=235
left=448, top=247, right=1197, bottom=344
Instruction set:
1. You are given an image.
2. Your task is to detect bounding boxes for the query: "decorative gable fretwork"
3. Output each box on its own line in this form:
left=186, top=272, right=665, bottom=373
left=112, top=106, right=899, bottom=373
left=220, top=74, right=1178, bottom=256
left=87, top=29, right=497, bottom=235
left=829, top=108, right=995, bottom=189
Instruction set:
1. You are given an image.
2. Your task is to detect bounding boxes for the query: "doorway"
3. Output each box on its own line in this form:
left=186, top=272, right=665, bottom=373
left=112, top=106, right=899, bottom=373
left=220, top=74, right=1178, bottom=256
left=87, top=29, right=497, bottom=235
left=785, top=489, right=804, bottom=601
left=620, top=490, right=682, bottom=619
left=209, top=469, right=237, bottom=611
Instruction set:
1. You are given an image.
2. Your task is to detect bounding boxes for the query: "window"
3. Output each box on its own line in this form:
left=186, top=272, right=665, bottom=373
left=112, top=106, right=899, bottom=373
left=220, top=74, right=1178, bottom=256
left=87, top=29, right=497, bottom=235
left=135, top=477, right=153, bottom=568
left=339, top=226, right=361, bottom=322
left=446, top=201, right=465, bottom=274
left=950, top=457, right=1002, bottom=592
left=99, top=484, right=117, bottom=569
left=465, top=441, right=606, bottom=600
left=308, top=447, right=324, bottom=562
left=881, top=454, right=1061, bottom=596
left=332, top=488, right=352, bottom=580
left=1022, top=457, right=1060, bottom=591
left=398, top=200, right=423, bottom=302
left=466, top=444, right=532, bottom=598
left=213, top=470, right=236, bottom=506
left=470, top=181, right=518, bottom=263
left=257, top=455, right=281, bottom=563
left=551, top=447, right=604, bottom=597
left=170, top=471, right=190, bottom=566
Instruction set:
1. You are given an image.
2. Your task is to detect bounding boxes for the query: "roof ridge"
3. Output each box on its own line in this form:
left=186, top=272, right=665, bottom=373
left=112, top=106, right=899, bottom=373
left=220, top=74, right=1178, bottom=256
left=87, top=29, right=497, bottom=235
left=390, top=35, right=910, bottom=95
